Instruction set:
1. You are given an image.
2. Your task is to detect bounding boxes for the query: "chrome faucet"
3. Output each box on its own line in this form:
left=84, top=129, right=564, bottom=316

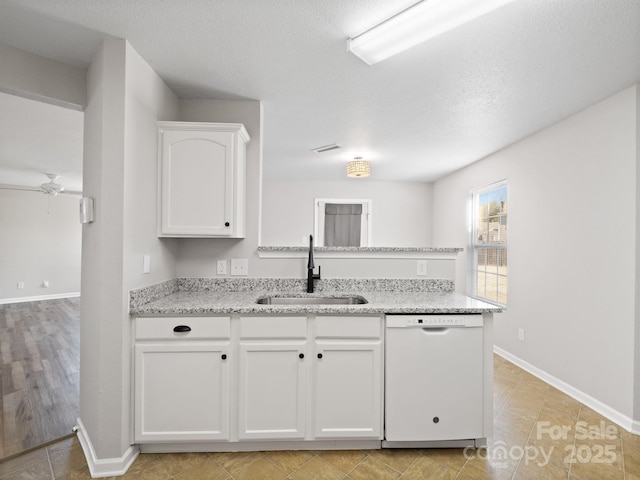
left=307, top=234, right=321, bottom=293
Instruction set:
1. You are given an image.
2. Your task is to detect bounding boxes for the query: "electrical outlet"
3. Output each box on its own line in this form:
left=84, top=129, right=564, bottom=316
left=416, top=260, right=427, bottom=276
left=217, top=260, right=227, bottom=275
left=231, top=258, right=248, bottom=276
left=143, top=255, right=151, bottom=274
left=518, top=328, right=525, bottom=342
left=17, top=281, right=24, bottom=289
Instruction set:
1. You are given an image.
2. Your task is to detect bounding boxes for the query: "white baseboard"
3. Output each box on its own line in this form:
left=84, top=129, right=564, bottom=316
left=0, top=291, right=80, bottom=305
left=494, top=346, right=639, bottom=435
left=76, top=418, right=139, bottom=478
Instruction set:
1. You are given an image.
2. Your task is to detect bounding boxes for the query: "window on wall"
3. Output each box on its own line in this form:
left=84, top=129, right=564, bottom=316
left=314, top=199, right=371, bottom=247
left=470, top=180, right=508, bottom=306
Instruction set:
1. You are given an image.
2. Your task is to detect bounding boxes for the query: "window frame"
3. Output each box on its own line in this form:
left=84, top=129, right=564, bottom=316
left=314, top=198, right=372, bottom=247
left=468, top=180, right=508, bottom=307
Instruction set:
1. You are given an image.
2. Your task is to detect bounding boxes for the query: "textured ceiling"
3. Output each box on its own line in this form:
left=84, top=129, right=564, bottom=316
left=0, top=0, right=639, bottom=188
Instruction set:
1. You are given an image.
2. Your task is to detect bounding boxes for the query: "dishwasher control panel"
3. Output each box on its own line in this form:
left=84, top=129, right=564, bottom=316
left=387, top=314, right=483, bottom=328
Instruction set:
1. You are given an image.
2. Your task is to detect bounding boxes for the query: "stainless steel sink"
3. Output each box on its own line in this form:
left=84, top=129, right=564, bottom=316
left=256, top=295, right=368, bottom=305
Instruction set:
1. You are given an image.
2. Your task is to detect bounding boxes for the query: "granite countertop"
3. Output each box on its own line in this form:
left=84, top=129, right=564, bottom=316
left=257, top=246, right=463, bottom=253
left=131, top=278, right=501, bottom=316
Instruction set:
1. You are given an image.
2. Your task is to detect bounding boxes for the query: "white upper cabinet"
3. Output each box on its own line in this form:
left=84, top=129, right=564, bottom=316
left=157, top=122, right=250, bottom=237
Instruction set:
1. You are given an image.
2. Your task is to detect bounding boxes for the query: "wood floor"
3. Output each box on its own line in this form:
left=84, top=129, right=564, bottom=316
left=0, top=297, right=80, bottom=458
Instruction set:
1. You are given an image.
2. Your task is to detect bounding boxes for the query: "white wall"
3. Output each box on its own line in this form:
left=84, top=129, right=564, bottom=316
left=635, top=89, right=640, bottom=423
left=175, top=132, right=442, bottom=279
left=0, top=43, right=85, bottom=109
left=432, top=86, right=638, bottom=424
left=123, top=46, right=181, bottom=292
left=261, top=180, right=432, bottom=247
left=81, top=37, right=126, bottom=460
left=80, top=38, right=179, bottom=462
left=0, top=189, right=81, bottom=301
left=0, top=44, right=86, bottom=304
left=175, top=99, right=264, bottom=277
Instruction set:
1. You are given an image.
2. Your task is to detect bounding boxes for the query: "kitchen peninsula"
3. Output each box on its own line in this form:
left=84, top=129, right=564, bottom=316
left=130, top=277, right=500, bottom=454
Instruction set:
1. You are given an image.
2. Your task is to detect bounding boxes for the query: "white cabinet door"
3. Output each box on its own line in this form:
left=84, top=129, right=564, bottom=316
left=313, top=342, right=383, bottom=439
left=134, top=343, right=230, bottom=442
left=237, top=343, right=306, bottom=440
left=158, top=122, right=249, bottom=238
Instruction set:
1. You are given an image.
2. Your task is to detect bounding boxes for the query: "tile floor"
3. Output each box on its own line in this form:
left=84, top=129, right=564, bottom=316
left=1, top=354, right=639, bottom=479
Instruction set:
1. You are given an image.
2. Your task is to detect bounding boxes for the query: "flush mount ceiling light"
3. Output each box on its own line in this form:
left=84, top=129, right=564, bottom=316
left=347, top=157, right=371, bottom=178
left=348, top=0, right=516, bottom=65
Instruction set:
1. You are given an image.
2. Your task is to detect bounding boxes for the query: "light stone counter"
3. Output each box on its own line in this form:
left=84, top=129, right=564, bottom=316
left=130, top=278, right=501, bottom=316
left=257, top=246, right=463, bottom=253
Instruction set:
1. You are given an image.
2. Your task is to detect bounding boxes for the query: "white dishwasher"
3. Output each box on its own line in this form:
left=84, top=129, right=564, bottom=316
left=383, top=314, right=485, bottom=447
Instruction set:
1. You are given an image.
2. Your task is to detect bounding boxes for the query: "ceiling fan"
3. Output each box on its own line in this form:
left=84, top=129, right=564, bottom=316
left=0, top=172, right=82, bottom=196
left=40, top=173, right=66, bottom=196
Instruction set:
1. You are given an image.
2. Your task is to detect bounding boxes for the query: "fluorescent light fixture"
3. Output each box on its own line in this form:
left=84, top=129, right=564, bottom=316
left=348, top=0, right=516, bottom=65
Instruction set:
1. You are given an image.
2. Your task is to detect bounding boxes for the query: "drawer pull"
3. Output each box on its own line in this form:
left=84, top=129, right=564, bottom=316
left=173, top=325, right=192, bottom=333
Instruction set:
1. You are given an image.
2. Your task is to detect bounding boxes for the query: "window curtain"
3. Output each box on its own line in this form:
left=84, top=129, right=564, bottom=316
left=324, top=203, right=362, bottom=247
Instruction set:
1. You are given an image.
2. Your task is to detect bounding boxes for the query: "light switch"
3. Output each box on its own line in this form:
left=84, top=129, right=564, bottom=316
left=231, top=258, right=249, bottom=276
left=143, top=255, right=151, bottom=274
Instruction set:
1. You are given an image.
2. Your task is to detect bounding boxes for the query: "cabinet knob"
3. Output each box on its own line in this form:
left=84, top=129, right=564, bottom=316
left=221, top=354, right=227, bottom=360
left=173, top=325, right=191, bottom=333
left=317, top=353, right=323, bottom=359
left=299, top=353, right=304, bottom=359
left=224, top=222, right=230, bottom=227
left=433, top=417, right=440, bottom=424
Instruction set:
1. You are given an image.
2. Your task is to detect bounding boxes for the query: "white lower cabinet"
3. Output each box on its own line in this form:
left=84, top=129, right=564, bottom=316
left=133, top=314, right=383, bottom=445
left=134, top=343, right=230, bottom=442
left=237, top=315, right=307, bottom=440
left=133, top=317, right=231, bottom=442
left=313, top=316, right=383, bottom=439
left=238, top=343, right=307, bottom=440
left=313, top=342, right=382, bottom=439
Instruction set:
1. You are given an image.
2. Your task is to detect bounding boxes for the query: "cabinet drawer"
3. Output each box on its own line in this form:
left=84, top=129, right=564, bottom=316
left=240, top=316, right=307, bottom=338
left=135, top=317, right=231, bottom=340
left=315, top=316, right=382, bottom=339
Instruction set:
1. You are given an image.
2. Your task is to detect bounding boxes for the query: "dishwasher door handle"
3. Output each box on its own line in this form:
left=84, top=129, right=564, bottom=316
left=420, top=327, right=451, bottom=335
